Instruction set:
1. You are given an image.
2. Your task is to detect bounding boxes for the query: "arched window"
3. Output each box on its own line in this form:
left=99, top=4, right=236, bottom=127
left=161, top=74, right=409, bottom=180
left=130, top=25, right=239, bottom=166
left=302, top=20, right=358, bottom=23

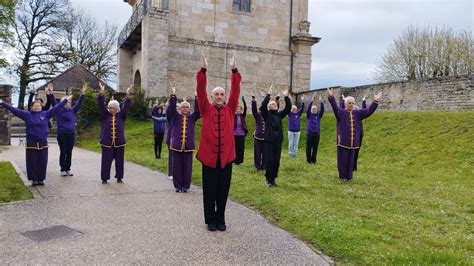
left=232, top=0, right=250, bottom=12
left=134, top=70, right=142, bottom=90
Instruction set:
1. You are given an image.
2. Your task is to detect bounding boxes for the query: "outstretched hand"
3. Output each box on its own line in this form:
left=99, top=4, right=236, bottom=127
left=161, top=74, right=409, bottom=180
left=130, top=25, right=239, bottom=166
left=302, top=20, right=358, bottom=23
left=81, top=83, right=87, bottom=95
left=282, top=89, right=289, bottom=97
left=362, top=94, right=367, bottom=101
left=171, top=86, right=176, bottom=95
left=47, top=83, right=54, bottom=94
left=229, top=55, right=236, bottom=69
left=327, top=87, right=334, bottom=97
left=301, top=95, right=305, bottom=101
left=126, top=85, right=132, bottom=96
left=319, top=94, right=322, bottom=101
left=341, top=93, right=346, bottom=101
left=374, top=91, right=382, bottom=101
left=66, top=95, right=73, bottom=101
left=200, top=50, right=208, bottom=69
left=268, top=84, right=273, bottom=95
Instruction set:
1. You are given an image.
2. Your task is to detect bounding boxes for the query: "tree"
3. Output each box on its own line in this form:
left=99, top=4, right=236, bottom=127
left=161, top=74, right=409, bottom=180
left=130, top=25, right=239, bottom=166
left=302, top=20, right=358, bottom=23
left=59, top=9, right=118, bottom=83
left=375, top=25, right=473, bottom=83
left=12, top=0, right=70, bottom=109
left=0, top=0, right=16, bottom=68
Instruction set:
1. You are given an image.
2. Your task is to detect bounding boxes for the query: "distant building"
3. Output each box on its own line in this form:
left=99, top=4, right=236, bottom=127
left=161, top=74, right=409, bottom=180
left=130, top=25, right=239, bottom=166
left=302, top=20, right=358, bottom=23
left=117, top=0, right=320, bottom=100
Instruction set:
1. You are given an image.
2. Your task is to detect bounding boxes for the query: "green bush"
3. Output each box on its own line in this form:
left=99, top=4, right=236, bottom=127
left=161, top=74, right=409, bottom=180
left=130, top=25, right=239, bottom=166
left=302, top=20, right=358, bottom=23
left=129, top=88, right=149, bottom=120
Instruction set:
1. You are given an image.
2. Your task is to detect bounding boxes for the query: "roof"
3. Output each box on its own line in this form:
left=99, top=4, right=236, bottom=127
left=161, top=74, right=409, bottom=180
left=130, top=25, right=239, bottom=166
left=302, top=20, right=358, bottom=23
left=36, top=64, right=114, bottom=92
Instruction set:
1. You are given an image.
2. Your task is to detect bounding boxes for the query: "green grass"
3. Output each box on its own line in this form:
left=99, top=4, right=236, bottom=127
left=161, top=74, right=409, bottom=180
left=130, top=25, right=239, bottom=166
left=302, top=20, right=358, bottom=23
left=78, top=111, right=474, bottom=264
left=0, top=161, right=33, bottom=203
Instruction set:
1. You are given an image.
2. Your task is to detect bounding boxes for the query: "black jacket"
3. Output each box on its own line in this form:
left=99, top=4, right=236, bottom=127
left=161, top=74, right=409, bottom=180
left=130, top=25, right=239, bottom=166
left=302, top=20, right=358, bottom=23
left=259, top=94, right=291, bottom=143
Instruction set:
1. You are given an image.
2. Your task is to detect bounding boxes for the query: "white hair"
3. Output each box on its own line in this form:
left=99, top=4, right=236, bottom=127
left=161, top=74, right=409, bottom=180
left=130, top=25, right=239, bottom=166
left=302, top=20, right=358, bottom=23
left=211, top=87, right=225, bottom=95
left=180, top=101, right=190, bottom=108
left=107, top=100, right=120, bottom=111
left=344, top=96, right=355, bottom=104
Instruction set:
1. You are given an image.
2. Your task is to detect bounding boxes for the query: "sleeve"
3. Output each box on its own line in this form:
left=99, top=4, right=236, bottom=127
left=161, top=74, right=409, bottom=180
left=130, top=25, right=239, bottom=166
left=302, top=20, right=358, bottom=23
left=46, top=98, right=68, bottom=119
left=120, top=97, right=131, bottom=118
left=298, top=102, right=305, bottom=116
left=328, top=96, right=342, bottom=121
left=196, top=68, right=210, bottom=117
left=362, top=99, right=367, bottom=109
left=1, top=102, right=29, bottom=121
left=192, top=97, right=200, bottom=122
left=27, top=92, right=34, bottom=111
left=251, top=100, right=258, bottom=119
left=340, top=99, right=345, bottom=109
left=97, top=94, right=108, bottom=119
left=359, top=101, right=378, bottom=120
left=166, top=95, right=178, bottom=121
left=319, top=102, right=325, bottom=119
left=49, top=94, right=57, bottom=107
left=152, top=116, right=167, bottom=122
left=227, top=68, right=242, bottom=113
left=242, top=97, right=247, bottom=117
left=279, top=96, right=291, bottom=119
left=306, top=101, right=313, bottom=117
left=73, top=94, right=85, bottom=114
left=259, top=94, right=270, bottom=120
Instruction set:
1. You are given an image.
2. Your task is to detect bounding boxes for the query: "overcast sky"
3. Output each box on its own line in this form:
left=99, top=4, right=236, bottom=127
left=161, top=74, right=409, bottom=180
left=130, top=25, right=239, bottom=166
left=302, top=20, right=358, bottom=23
left=2, top=0, right=472, bottom=92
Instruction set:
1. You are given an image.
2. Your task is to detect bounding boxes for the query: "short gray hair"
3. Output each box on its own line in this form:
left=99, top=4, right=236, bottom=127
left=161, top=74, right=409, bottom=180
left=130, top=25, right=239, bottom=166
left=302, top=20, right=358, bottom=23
left=344, top=96, right=355, bottom=104
left=107, top=100, right=120, bottom=112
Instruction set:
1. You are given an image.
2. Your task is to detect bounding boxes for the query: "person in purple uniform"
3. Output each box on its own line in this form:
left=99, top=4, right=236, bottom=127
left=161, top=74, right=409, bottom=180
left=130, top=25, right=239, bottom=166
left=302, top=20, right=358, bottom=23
left=48, top=83, right=85, bottom=177
left=260, top=85, right=291, bottom=187
left=98, top=83, right=132, bottom=184
left=340, top=94, right=367, bottom=171
left=251, top=95, right=266, bottom=171
left=0, top=91, right=70, bottom=186
left=287, top=95, right=305, bottom=157
left=167, top=88, right=200, bottom=192
left=306, top=95, right=324, bottom=164
left=233, top=96, right=247, bottom=165
left=151, top=103, right=166, bottom=159
left=165, top=100, right=177, bottom=180
left=327, top=88, right=382, bottom=181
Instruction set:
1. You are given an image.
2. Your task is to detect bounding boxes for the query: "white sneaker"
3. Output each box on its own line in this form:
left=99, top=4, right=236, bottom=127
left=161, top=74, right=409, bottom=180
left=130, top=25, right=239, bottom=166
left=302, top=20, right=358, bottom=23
left=66, top=171, right=73, bottom=176
left=168, top=176, right=173, bottom=180
left=60, top=171, right=67, bottom=177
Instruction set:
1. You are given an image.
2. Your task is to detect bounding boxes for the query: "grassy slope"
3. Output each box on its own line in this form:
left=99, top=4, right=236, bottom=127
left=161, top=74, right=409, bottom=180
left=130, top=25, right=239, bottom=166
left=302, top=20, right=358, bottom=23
left=0, top=161, right=33, bottom=203
left=78, top=111, right=474, bottom=264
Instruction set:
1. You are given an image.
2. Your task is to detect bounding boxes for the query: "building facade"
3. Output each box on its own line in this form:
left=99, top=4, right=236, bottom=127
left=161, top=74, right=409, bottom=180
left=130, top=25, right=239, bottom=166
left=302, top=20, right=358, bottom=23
left=117, top=0, right=320, bottom=100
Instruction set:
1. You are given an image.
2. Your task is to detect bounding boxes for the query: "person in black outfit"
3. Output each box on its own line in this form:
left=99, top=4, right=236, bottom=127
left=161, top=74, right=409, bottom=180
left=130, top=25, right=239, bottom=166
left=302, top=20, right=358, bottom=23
left=260, top=85, right=291, bottom=188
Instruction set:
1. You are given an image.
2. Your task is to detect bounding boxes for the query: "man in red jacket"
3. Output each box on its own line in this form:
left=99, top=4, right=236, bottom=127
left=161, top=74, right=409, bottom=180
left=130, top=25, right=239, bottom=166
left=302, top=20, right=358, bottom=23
left=196, top=52, right=241, bottom=232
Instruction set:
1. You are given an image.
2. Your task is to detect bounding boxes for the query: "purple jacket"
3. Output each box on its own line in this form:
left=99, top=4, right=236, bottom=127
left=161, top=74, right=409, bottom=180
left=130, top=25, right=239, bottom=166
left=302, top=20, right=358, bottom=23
left=50, top=94, right=84, bottom=134
left=306, top=101, right=324, bottom=135
left=167, top=95, right=200, bottom=152
left=251, top=100, right=265, bottom=140
left=1, top=99, right=67, bottom=149
left=98, top=95, right=131, bottom=148
left=329, top=96, right=377, bottom=149
left=288, top=102, right=305, bottom=132
left=151, top=106, right=166, bottom=134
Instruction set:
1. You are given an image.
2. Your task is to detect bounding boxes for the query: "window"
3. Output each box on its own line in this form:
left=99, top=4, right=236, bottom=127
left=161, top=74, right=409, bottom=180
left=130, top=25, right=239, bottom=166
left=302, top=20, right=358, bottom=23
left=232, top=0, right=250, bottom=12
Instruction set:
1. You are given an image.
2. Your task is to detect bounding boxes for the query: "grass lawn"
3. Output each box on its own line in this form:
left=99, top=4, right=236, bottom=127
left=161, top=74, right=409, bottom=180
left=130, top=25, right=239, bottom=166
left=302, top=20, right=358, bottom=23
left=0, top=161, right=33, bottom=203
left=78, top=111, right=474, bottom=264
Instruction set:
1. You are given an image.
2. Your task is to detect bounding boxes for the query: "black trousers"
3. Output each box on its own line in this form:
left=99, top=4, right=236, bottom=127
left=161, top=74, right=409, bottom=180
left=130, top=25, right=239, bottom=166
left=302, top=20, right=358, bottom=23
left=57, top=132, right=75, bottom=171
left=264, top=141, right=282, bottom=184
left=306, top=134, right=320, bottom=164
left=234, top=135, right=245, bottom=165
left=202, top=160, right=232, bottom=225
left=354, top=134, right=363, bottom=171
left=154, top=133, right=164, bottom=158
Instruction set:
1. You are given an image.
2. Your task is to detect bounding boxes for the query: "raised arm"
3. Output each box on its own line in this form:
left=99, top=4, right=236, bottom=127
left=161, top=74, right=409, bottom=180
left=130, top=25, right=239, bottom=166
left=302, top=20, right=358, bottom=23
left=259, top=94, right=270, bottom=120
left=27, top=91, right=35, bottom=110
left=251, top=96, right=259, bottom=119
left=73, top=84, right=87, bottom=114
left=297, top=101, right=305, bottom=116
left=97, top=83, right=108, bottom=119
left=306, top=100, right=313, bottom=117
left=46, top=97, right=69, bottom=119
left=319, top=102, right=325, bottom=119
left=191, top=95, right=201, bottom=122
left=0, top=101, right=29, bottom=121
left=327, top=88, right=342, bottom=121
left=227, top=55, right=241, bottom=113
left=279, top=94, right=291, bottom=119
left=242, top=96, right=247, bottom=117
left=152, top=116, right=168, bottom=122
left=362, top=95, right=367, bottom=109
left=196, top=52, right=210, bottom=116
left=120, top=86, right=132, bottom=118
left=48, top=93, right=56, bottom=107
left=359, top=92, right=381, bottom=119
left=167, top=93, right=179, bottom=120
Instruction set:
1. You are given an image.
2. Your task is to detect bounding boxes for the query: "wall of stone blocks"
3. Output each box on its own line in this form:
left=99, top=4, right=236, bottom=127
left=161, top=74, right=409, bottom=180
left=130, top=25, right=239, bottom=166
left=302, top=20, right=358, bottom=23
left=167, top=0, right=307, bottom=51
left=164, top=37, right=292, bottom=103
left=0, top=85, right=12, bottom=145
left=298, top=75, right=474, bottom=112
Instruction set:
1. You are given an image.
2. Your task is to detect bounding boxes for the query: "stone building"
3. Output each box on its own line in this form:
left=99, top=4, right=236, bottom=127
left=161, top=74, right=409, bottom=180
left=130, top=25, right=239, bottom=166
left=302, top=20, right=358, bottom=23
left=117, top=0, right=320, bottom=101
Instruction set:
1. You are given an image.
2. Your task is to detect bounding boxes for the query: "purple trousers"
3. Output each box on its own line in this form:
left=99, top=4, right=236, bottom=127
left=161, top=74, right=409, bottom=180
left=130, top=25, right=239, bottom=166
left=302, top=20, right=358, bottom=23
left=101, top=146, right=124, bottom=181
left=253, top=138, right=265, bottom=170
left=167, top=148, right=173, bottom=177
left=171, top=151, right=193, bottom=190
left=337, top=146, right=356, bottom=181
left=26, top=148, right=48, bottom=181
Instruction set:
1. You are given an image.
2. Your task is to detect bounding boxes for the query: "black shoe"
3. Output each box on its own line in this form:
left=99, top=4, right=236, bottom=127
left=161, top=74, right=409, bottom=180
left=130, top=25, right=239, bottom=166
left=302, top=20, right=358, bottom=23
left=117, top=179, right=123, bottom=183
left=37, top=181, right=44, bottom=186
left=175, top=188, right=180, bottom=193
left=207, top=223, right=217, bottom=231
left=182, top=188, right=188, bottom=193
left=32, top=181, right=39, bottom=186
left=102, top=180, right=108, bottom=184
left=217, top=224, right=226, bottom=231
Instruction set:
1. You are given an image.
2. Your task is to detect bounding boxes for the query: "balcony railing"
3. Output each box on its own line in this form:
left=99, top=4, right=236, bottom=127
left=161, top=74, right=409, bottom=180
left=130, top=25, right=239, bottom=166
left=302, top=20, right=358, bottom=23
left=117, top=0, right=169, bottom=48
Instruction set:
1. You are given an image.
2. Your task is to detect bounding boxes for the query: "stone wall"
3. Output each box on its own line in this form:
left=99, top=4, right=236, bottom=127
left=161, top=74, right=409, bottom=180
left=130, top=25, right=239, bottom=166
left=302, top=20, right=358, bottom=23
left=0, top=85, right=12, bottom=145
left=296, top=75, right=473, bottom=112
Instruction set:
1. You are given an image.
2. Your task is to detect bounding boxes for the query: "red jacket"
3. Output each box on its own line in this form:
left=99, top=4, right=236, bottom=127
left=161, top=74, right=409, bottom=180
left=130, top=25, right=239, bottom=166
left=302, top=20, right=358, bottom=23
left=196, top=68, right=241, bottom=168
